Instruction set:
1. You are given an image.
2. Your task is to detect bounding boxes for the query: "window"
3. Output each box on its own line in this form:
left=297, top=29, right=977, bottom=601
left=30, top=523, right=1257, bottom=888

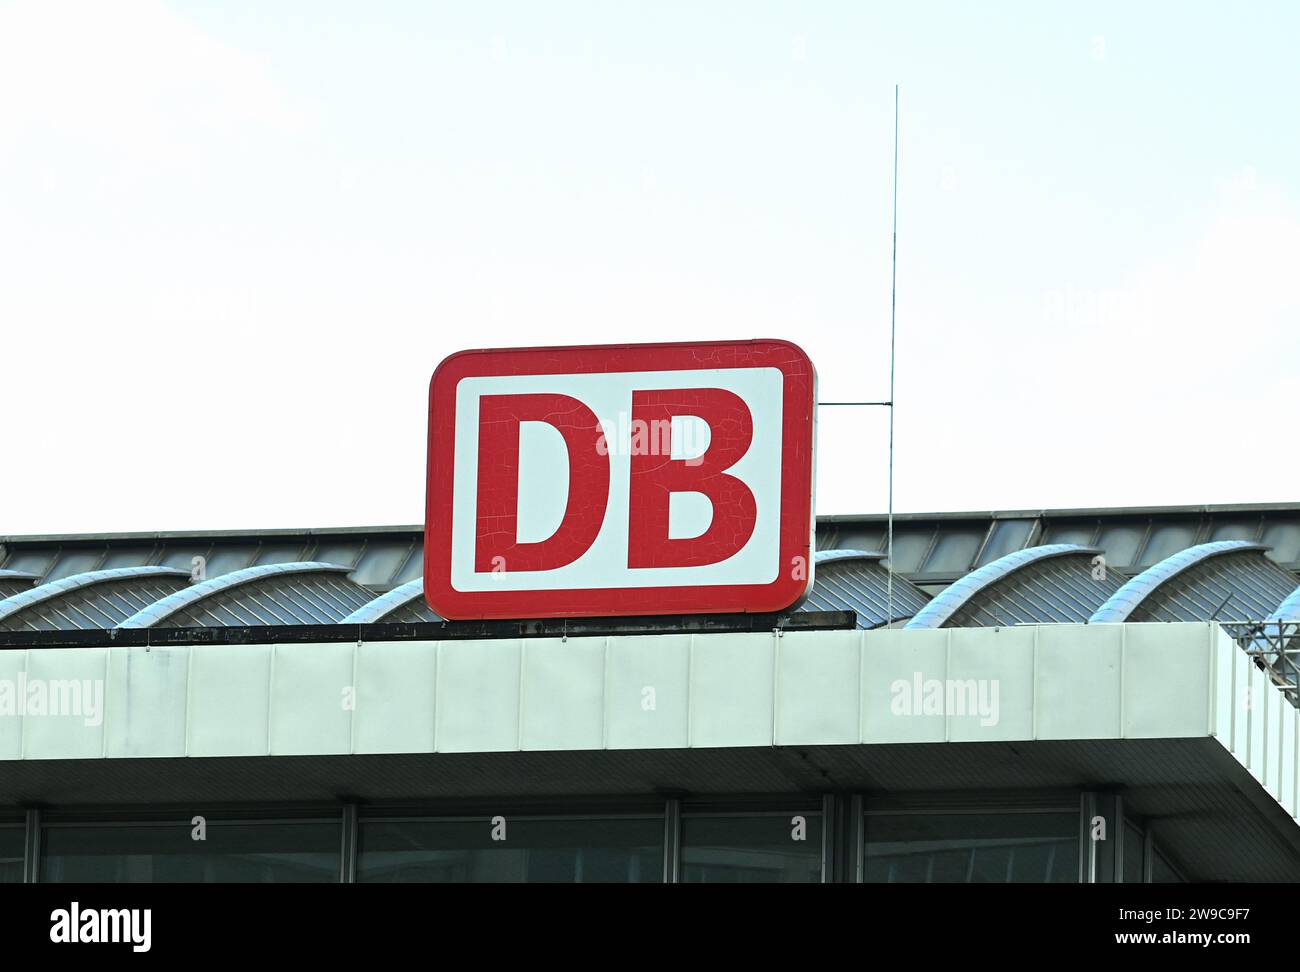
left=0, top=826, right=22, bottom=883
left=680, top=813, right=822, bottom=883
left=357, top=816, right=662, bottom=883
left=864, top=812, right=1077, bottom=883
left=1151, top=846, right=1185, bottom=883
left=1123, top=822, right=1145, bottom=883
left=40, top=821, right=339, bottom=883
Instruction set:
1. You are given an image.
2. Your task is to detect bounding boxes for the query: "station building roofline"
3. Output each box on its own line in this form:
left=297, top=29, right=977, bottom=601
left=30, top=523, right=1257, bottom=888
left=4, top=500, right=1300, bottom=633
left=7, top=498, right=1300, bottom=545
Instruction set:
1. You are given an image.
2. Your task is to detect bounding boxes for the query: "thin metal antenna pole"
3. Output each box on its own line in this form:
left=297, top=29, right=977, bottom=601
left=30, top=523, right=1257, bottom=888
left=887, top=84, right=899, bottom=627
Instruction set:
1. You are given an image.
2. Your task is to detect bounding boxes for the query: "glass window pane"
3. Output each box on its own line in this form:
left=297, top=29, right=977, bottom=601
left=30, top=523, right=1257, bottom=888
left=40, top=822, right=339, bottom=883
left=680, top=814, right=821, bottom=883
left=0, top=827, right=23, bottom=883
left=253, top=545, right=308, bottom=566
left=1123, top=822, right=1145, bottom=883
left=357, top=817, right=662, bottom=883
left=99, top=549, right=156, bottom=570
left=42, top=553, right=103, bottom=582
left=201, top=547, right=259, bottom=577
left=922, top=529, right=983, bottom=575
left=350, top=543, right=413, bottom=586
left=864, top=812, right=1077, bottom=883
left=1151, top=847, right=1184, bottom=883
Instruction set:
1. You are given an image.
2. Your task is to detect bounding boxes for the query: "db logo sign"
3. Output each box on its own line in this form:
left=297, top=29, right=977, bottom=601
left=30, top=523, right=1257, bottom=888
left=424, top=340, right=816, bottom=619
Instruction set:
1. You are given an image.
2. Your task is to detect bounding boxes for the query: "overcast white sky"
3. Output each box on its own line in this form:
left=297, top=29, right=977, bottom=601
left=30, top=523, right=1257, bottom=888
left=1, top=0, right=1297, bottom=535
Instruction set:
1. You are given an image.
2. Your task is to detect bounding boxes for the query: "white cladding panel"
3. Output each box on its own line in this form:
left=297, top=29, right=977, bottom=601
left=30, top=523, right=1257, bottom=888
left=353, top=640, right=438, bottom=754
left=0, top=649, right=25, bottom=760
left=187, top=644, right=272, bottom=758
left=22, top=647, right=108, bottom=760
left=269, top=642, right=354, bottom=756
left=776, top=630, right=860, bottom=746
left=604, top=634, right=690, bottom=750
left=106, top=644, right=189, bottom=759
left=520, top=637, right=605, bottom=751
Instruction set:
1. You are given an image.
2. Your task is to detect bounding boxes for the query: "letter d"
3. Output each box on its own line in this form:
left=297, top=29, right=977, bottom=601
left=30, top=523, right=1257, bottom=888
left=475, top=393, right=610, bottom=572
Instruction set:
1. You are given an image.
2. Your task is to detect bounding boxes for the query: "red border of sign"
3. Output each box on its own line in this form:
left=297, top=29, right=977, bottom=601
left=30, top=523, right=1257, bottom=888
left=424, top=339, right=816, bottom=620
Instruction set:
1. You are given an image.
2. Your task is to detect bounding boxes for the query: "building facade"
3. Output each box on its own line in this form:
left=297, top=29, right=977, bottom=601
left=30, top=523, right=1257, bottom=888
left=2, top=502, right=1298, bottom=883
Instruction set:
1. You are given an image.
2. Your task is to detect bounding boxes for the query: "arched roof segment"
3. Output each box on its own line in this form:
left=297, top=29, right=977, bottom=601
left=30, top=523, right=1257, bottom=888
left=340, top=578, right=442, bottom=624
left=904, top=545, right=1109, bottom=629
left=0, top=569, right=38, bottom=600
left=797, top=550, right=929, bottom=629
left=1269, top=585, right=1300, bottom=622
left=0, top=566, right=190, bottom=631
left=1088, top=541, right=1296, bottom=623
left=119, top=562, right=375, bottom=628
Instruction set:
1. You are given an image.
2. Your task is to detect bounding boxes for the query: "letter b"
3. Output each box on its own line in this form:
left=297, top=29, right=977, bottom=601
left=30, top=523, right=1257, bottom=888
left=627, top=388, right=757, bottom=568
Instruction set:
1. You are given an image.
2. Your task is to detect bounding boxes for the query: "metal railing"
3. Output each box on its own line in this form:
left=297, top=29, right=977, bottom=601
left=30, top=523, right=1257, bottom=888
left=1221, top=620, right=1300, bottom=708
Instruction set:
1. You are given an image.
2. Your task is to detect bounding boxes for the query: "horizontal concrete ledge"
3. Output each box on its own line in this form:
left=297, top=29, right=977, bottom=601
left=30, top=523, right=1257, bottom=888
left=0, top=622, right=1230, bottom=759
left=0, top=623, right=1296, bottom=825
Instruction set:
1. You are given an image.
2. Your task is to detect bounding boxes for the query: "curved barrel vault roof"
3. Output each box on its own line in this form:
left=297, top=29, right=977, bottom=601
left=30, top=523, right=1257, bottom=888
left=0, top=516, right=1295, bottom=633
left=0, top=566, right=190, bottom=631
left=1269, top=585, right=1300, bottom=622
left=118, top=562, right=376, bottom=628
left=0, top=568, right=38, bottom=600
left=1089, top=541, right=1297, bottom=624
left=340, top=578, right=442, bottom=624
left=904, top=544, right=1113, bottom=629
left=799, top=549, right=930, bottom=629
